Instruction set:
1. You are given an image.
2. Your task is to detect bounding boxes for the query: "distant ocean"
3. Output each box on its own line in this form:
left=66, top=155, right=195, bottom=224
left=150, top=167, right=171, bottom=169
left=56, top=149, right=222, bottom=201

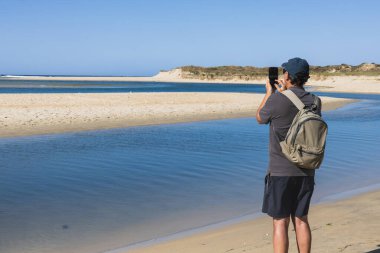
left=0, top=79, right=264, bottom=94
left=0, top=81, right=380, bottom=253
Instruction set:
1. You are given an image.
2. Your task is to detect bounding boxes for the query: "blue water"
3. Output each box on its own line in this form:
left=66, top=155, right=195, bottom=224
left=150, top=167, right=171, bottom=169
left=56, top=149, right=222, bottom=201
left=0, top=82, right=380, bottom=253
left=0, top=79, right=264, bottom=94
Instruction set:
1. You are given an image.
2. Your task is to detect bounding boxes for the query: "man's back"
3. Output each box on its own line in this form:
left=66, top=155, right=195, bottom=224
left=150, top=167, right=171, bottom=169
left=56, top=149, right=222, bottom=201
left=259, top=86, right=322, bottom=176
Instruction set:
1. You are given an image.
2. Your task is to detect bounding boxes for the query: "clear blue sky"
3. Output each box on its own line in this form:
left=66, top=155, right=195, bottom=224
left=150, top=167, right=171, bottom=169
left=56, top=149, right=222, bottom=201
left=0, top=0, right=379, bottom=76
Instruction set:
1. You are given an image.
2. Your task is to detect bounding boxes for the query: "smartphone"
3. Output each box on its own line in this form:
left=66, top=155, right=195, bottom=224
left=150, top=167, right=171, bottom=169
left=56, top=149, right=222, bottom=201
left=268, top=67, right=278, bottom=90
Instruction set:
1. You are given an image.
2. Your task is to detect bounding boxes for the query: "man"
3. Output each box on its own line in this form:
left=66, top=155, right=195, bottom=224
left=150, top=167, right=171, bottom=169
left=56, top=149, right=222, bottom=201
left=256, top=57, right=321, bottom=253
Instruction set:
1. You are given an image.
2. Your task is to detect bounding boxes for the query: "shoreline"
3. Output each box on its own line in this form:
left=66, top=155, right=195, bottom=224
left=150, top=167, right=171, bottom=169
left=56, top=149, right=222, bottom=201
left=0, top=92, right=355, bottom=138
left=112, top=185, right=380, bottom=253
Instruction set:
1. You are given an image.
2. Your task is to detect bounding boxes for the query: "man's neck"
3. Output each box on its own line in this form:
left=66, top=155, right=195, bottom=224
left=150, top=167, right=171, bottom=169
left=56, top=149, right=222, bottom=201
left=287, top=84, right=304, bottom=90
left=285, top=82, right=295, bottom=89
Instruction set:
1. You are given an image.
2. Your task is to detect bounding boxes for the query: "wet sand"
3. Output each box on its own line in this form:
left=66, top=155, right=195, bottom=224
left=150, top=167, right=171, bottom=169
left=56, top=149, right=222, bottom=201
left=120, top=189, right=380, bottom=253
left=0, top=92, right=354, bottom=138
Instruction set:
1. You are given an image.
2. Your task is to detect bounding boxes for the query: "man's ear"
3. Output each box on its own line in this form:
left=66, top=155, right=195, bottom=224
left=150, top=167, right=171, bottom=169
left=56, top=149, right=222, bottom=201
left=284, top=72, right=290, bottom=82
left=284, top=72, right=292, bottom=88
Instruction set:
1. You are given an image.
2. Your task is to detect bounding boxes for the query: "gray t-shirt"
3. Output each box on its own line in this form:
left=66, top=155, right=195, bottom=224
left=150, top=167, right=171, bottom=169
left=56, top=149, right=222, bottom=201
left=259, top=86, right=322, bottom=176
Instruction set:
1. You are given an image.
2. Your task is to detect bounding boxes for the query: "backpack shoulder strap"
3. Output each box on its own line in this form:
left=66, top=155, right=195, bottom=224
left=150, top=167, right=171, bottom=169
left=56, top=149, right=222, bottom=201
left=282, top=90, right=305, bottom=111
left=312, top=94, right=321, bottom=111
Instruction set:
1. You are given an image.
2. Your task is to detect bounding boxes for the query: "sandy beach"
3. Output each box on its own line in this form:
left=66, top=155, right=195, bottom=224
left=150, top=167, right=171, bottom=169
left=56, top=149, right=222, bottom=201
left=0, top=92, right=353, bottom=138
left=124, top=189, right=380, bottom=253
left=308, top=75, right=380, bottom=94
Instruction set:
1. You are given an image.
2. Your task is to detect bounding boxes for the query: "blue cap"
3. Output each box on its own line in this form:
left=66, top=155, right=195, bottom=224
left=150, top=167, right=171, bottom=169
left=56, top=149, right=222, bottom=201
left=281, top=57, right=310, bottom=79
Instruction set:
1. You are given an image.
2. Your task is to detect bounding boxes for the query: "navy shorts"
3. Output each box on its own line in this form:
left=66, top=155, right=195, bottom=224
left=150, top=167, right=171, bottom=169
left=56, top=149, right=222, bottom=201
left=262, top=175, right=315, bottom=219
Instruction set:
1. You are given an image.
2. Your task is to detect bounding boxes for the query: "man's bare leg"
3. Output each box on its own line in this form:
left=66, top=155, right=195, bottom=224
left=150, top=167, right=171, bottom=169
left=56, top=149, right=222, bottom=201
left=273, top=217, right=290, bottom=253
left=291, top=215, right=300, bottom=253
left=293, top=215, right=312, bottom=253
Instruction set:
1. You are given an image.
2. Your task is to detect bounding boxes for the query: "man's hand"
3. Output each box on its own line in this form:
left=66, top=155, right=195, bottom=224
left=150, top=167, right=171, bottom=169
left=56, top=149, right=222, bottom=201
left=257, top=79, right=274, bottom=124
left=265, top=79, right=274, bottom=95
left=274, top=79, right=287, bottom=93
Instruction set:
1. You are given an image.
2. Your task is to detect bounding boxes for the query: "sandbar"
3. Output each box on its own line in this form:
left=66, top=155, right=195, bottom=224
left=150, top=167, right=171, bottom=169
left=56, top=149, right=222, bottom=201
left=0, top=92, right=354, bottom=138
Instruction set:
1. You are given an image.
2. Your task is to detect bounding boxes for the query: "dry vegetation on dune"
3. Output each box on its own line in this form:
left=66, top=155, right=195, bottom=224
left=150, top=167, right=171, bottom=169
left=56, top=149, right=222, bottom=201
left=181, top=65, right=268, bottom=81
left=180, top=63, right=380, bottom=81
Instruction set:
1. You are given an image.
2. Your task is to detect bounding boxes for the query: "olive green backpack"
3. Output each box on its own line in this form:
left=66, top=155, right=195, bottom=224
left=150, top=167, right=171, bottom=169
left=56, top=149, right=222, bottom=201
left=276, top=90, right=328, bottom=169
